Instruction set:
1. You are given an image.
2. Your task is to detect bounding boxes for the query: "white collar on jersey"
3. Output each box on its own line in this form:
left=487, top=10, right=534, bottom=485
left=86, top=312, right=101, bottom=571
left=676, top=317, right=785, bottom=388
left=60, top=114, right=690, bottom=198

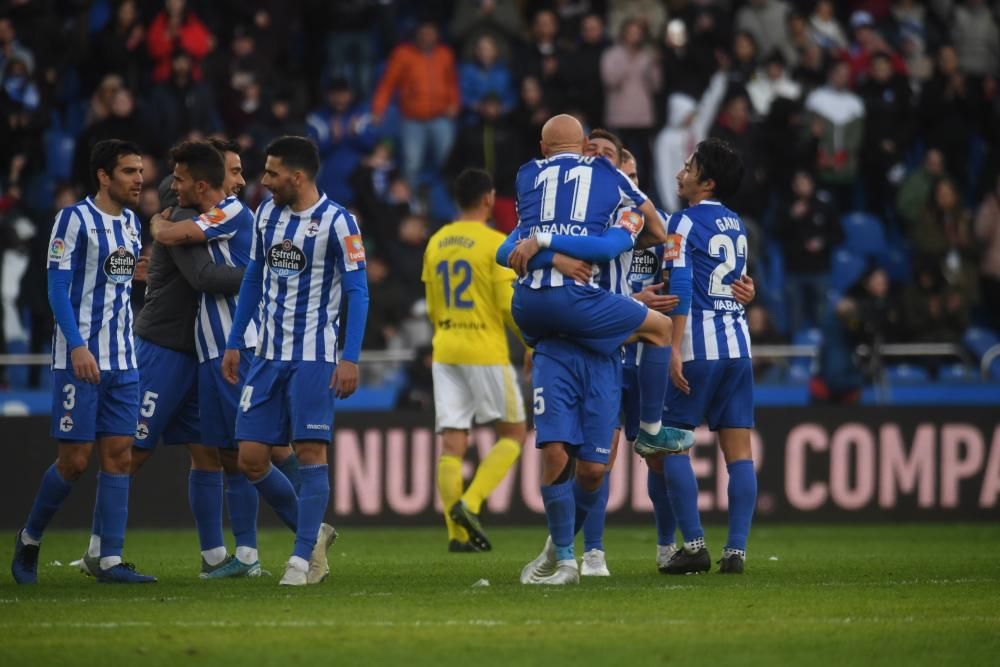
left=699, top=199, right=723, bottom=206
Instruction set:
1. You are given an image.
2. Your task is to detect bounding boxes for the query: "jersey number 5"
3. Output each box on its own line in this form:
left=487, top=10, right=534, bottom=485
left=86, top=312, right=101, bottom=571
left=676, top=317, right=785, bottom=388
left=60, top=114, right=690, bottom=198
left=435, top=260, right=474, bottom=309
left=707, top=234, right=747, bottom=298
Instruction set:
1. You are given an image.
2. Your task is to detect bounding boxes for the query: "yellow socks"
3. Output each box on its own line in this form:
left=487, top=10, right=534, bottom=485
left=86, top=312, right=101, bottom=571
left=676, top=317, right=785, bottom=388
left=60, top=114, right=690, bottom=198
left=437, top=455, right=467, bottom=542
left=462, top=438, right=521, bottom=514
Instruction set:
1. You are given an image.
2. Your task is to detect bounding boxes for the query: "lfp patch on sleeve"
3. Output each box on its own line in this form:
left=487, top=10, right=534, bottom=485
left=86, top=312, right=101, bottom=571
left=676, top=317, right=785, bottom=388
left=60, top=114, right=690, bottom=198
left=616, top=209, right=644, bottom=235
left=49, top=238, right=65, bottom=261
left=663, top=234, right=683, bottom=261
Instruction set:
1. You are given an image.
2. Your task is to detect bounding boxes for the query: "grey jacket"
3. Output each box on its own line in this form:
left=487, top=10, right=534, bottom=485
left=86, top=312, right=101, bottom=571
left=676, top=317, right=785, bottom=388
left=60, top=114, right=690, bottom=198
left=133, top=176, right=244, bottom=354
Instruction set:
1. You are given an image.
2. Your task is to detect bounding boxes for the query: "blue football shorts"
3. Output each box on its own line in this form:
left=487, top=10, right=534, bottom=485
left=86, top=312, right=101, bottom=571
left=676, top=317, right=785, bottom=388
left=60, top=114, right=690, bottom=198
left=198, top=349, right=253, bottom=449
left=512, top=283, right=648, bottom=356
left=50, top=368, right=139, bottom=442
left=532, top=337, right=622, bottom=465
left=662, top=358, right=755, bottom=431
left=234, top=357, right=336, bottom=445
left=131, top=338, right=200, bottom=450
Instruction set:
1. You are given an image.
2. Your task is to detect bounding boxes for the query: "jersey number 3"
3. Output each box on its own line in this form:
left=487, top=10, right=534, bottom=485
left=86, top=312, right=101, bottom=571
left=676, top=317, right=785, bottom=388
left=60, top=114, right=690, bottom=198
left=436, top=260, right=474, bottom=309
left=708, top=234, right=747, bottom=298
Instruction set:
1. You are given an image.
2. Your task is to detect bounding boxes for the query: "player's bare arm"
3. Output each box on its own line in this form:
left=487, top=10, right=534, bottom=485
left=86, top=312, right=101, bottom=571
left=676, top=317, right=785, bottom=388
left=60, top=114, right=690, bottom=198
left=331, top=360, right=359, bottom=398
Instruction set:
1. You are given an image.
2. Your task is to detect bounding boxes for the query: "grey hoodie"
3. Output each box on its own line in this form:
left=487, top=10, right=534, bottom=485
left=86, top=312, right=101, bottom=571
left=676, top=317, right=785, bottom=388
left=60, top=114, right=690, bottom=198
left=133, top=176, right=244, bottom=354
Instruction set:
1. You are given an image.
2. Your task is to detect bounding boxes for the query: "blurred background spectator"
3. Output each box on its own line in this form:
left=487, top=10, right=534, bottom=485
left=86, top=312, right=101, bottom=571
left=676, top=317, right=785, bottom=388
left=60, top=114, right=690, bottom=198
left=0, top=0, right=999, bottom=391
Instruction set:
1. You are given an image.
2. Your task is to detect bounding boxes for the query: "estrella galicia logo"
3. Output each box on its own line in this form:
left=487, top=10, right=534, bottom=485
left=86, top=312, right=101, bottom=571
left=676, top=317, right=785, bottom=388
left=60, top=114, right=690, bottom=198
left=628, top=249, right=659, bottom=282
left=267, top=239, right=307, bottom=278
left=103, top=245, right=136, bottom=283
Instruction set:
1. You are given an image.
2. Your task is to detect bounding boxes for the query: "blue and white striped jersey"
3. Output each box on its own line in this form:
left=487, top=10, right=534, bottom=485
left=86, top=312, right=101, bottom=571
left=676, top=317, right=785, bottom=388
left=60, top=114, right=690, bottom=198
left=251, top=194, right=365, bottom=362
left=667, top=200, right=752, bottom=362
left=47, top=198, right=141, bottom=370
left=595, top=206, right=668, bottom=296
left=514, top=153, right=647, bottom=289
left=193, top=196, right=259, bottom=362
left=620, top=211, right=668, bottom=367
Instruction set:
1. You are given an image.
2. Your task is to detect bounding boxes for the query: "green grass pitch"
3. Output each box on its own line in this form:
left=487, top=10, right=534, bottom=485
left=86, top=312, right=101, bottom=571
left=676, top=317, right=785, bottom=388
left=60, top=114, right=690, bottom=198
left=1, top=524, right=998, bottom=666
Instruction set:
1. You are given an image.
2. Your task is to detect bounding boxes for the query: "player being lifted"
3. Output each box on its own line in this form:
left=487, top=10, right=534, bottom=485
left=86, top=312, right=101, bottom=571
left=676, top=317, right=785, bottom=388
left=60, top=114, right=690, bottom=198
left=422, top=169, right=526, bottom=553
left=497, top=115, right=688, bottom=584
left=223, top=136, right=369, bottom=586
left=12, top=140, right=155, bottom=584
left=638, top=138, right=757, bottom=575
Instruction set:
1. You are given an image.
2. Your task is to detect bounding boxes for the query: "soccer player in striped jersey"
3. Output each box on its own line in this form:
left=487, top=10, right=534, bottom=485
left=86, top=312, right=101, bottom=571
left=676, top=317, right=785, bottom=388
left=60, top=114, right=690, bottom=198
left=645, top=138, right=757, bottom=575
left=12, top=139, right=156, bottom=584
left=222, top=136, right=369, bottom=586
left=423, top=169, right=526, bottom=553
left=145, top=140, right=266, bottom=578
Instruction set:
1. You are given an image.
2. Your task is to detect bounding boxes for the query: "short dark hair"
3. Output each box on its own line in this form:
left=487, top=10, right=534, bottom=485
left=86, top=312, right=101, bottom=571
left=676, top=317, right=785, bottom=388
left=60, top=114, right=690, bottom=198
left=692, top=138, right=744, bottom=200
left=588, top=128, right=623, bottom=165
left=454, top=168, right=494, bottom=209
left=208, top=137, right=241, bottom=155
left=169, top=140, right=225, bottom=189
left=265, top=135, right=320, bottom=179
left=90, top=139, right=142, bottom=189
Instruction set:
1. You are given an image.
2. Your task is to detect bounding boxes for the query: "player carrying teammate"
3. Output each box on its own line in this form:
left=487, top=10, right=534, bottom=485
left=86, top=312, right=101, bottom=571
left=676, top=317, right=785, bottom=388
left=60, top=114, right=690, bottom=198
left=12, top=139, right=155, bottom=584
left=422, top=168, right=526, bottom=553
left=222, top=136, right=369, bottom=586
left=640, top=138, right=757, bottom=575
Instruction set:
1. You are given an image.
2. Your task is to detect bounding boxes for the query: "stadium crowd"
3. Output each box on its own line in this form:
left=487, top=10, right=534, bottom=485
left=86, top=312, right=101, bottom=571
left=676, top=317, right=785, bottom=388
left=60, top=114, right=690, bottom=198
left=1, top=0, right=1000, bottom=396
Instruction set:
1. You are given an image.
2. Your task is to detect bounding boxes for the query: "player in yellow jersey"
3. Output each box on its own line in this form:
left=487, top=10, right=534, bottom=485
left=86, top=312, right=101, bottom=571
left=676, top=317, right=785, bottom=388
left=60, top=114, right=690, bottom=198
left=422, top=169, right=527, bottom=552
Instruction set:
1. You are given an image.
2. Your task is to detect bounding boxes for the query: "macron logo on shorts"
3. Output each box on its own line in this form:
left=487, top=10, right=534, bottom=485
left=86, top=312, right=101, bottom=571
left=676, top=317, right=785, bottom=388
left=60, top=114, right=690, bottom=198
left=306, top=423, right=331, bottom=431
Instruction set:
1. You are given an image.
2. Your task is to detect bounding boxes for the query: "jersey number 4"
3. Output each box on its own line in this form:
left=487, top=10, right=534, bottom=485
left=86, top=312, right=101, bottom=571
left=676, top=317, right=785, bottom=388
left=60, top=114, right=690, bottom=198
left=534, top=165, right=593, bottom=222
left=435, top=260, right=474, bottom=309
left=707, top=234, right=748, bottom=298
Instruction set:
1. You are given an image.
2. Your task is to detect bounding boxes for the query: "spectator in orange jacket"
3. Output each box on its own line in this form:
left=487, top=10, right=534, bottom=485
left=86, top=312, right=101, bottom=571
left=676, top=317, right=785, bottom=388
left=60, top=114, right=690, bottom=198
left=372, top=21, right=460, bottom=188
left=146, top=0, right=214, bottom=83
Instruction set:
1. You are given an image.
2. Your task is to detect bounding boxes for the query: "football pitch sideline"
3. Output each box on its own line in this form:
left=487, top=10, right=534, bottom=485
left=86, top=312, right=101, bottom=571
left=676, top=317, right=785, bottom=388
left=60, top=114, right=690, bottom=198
left=1, top=524, right=998, bottom=666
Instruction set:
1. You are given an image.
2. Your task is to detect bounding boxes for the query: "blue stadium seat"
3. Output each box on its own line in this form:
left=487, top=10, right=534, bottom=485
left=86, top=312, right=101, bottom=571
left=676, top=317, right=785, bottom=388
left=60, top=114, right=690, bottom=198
left=788, top=327, right=821, bottom=382
left=884, top=363, right=930, bottom=385
left=840, top=211, right=887, bottom=258
left=963, top=326, right=999, bottom=358
left=937, top=363, right=978, bottom=384
left=44, top=130, right=75, bottom=182
left=829, top=247, right=868, bottom=294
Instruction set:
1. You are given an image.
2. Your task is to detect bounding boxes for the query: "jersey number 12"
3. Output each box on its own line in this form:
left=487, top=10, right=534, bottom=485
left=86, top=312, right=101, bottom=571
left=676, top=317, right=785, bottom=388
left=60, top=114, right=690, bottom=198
left=436, top=260, right=474, bottom=309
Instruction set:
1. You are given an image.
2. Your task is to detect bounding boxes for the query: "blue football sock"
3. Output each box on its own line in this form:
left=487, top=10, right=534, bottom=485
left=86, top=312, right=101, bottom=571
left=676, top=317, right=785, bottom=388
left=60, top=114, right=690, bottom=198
left=581, top=474, right=610, bottom=552
left=24, top=464, right=74, bottom=542
left=639, top=345, right=670, bottom=424
left=540, top=480, right=575, bottom=561
left=292, top=464, right=330, bottom=562
left=663, top=455, right=703, bottom=542
left=725, top=459, right=757, bottom=552
left=648, top=468, right=677, bottom=546
left=226, top=473, right=258, bottom=549
left=276, top=452, right=302, bottom=495
left=188, top=470, right=224, bottom=552
left=251, top=465, right=298, bottom=531
left=97, top=471, right=130, bottom=559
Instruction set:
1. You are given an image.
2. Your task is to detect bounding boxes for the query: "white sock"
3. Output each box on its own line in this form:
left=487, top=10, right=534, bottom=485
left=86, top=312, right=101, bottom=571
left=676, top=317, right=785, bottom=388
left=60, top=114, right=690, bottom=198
left=639, top=420, right=661, bottom=435
left=202, top=547, right=227, bottom=566
left=684, top=537, right=706, bottom=553
left=20, top=531, right=40, bottom=546
left=235, top=546, right=258, bottom=565
left=100, top=555, right=122, bottom=570
left=88, top=534, right=101, bottom=557
left=288, top=555, right=309, bottom=572
left=723, top=547, right=746, bottom=559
